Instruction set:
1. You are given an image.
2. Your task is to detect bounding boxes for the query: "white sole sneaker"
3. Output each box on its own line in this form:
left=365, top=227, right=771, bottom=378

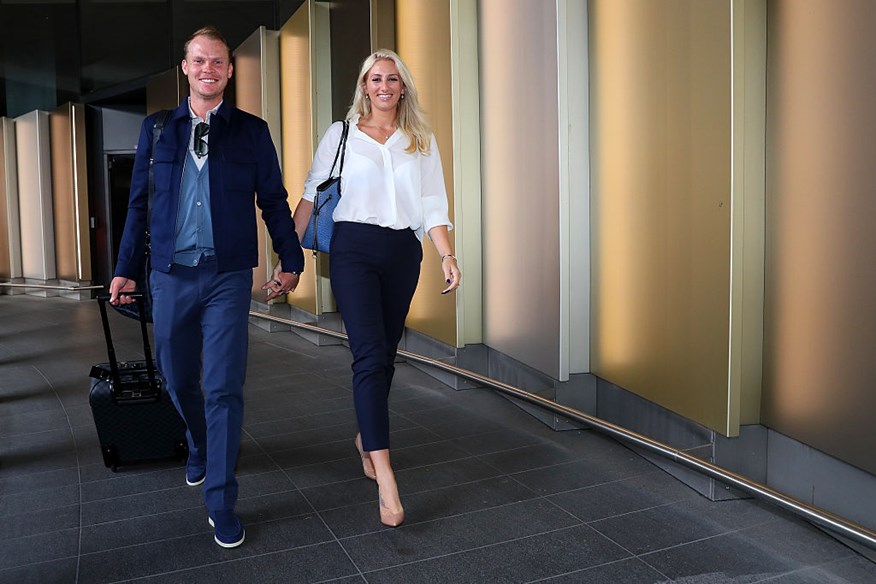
left=208, top=516, right=245, bottom=548
left=186, top=475, right=205, bottom=487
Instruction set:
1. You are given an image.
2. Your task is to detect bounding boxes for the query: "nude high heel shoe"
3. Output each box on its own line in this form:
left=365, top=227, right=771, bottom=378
left=379, top=489, right=405, bottom=527
left=354, top=433, right=377, bottom=481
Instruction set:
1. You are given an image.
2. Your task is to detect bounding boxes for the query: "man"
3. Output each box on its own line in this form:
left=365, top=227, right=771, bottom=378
left=110, top=26, right=301, bottom=548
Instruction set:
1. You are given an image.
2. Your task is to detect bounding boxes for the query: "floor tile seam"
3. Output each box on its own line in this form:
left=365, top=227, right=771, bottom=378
left=748, top=554, right=869, bottom=584
left=242, top=417, right=362, bottom=441
left=244, top=409, right=363, bottom=434
left=242, top=430, right=367, bottom=447
left=245, top=385, right=353, bottom=402
left=240, top=426, right=370, bottom=582
left=0, top=467, right=81, bottom=491
left=244, top=392, right=352, bottom=410
left=748, top=567, right=819, bottom=583
left=243, top=403, right=355, bottom=423
left=385, top=395, right=459, bottom=413
left=353, top=522, right=621, bottom=576
left=94, top=539, right=353, bottom=584
left=400, top=471, right=540, bottom=500
left=257, top=337, right=347, bottom=356
left=0, top=500, right=86, bottom=528
left=78, top=510, right=327, bottom=557
left=0, top=552, right=80, bottom=574
left=295, top=452, right=488, bottom=494
left=264, top=433, right=454, bottom=461
left=253, top=423, right=441, bottom=452
left=508, top=472, right=602, bottom=533
left=0, top=414, right=77, bottom=435
left=308, top=458, right=503, bottom=497
left=538, top=469, right=690, bottom=500
left=473, top=445, right=641, bottom=477
left=632, top=516, right=811, bottom=561
left=447, top=430, right=562, bottom=458
left=76, top=466, right=191, bottom=488
left=581, top=499, right=697, bottom=527
left=247, top=341, right=322, bottom=363
left=313, top=472, right=539, bottom=520
left=25, top=363, right=85, bottom=583
left=79, top=467, right=297, bottom=507
left=0, top=524, right=88, bottom=544
left=83, top=484, right=298, bottom=516
left=336, top=496, right=577, bottom=543
left=78, top=485, right=307, bottom=528
left=0, top=407, right=72, bottom=423
left=523, top=555, right=672, bottom=584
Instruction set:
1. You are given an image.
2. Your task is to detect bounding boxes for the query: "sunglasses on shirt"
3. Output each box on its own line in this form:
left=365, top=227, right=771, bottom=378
left=194, top=122, right=209, bottom=158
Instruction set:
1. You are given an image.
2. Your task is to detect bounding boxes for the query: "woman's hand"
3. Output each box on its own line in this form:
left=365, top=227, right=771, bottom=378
left=428, top=226, right=460, bottom=295
left=440, top=255, right=461, bottom=295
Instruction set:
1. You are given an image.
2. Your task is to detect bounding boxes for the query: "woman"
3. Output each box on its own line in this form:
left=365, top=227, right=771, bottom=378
left=293, top=50, right=461, bottom=527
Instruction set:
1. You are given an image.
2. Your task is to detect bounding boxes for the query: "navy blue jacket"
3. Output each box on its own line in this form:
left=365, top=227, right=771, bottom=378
left=114, top=100, right=303, bottom=279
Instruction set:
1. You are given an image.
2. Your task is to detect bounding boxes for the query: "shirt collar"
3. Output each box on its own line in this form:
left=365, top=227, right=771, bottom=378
left=188, top=97, right=223, bottom=124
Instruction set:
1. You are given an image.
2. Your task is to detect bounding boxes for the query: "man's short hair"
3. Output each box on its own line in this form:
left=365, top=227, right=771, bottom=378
left=183, top=25, right=231, bottom=60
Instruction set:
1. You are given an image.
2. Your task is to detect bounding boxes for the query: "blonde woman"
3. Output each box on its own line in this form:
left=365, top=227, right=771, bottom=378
left=292, top=50, right=461, bottom=527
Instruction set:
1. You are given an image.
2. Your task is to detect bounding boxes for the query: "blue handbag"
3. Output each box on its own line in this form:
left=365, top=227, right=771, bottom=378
left=302, top=121, right=349, bottom=254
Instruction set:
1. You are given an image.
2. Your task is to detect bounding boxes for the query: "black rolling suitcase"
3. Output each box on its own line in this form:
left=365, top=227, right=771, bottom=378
left=89, top=293, right=188, bottom=471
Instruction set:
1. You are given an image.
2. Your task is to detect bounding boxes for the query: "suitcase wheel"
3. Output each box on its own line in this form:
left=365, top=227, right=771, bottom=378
left=174, top=440, right=189, bottom=463
left=102, top=445, right=120, bottom=472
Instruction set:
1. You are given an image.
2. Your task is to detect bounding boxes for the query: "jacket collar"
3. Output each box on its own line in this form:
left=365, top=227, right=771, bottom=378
left=170, top=98, right=232, bottom=123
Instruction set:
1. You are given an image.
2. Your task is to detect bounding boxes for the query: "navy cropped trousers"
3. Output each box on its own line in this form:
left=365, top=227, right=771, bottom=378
left=330, top=222, right=423, bottom=452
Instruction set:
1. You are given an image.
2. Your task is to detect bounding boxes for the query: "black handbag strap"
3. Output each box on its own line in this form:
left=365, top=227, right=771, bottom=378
left=146, top=110, right=171, bottom=241
left=327, top=121, right=350, bottom=184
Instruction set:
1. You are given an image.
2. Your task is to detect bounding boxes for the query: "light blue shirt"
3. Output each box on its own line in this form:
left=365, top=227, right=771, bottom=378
left=173, top=155, right=214, bottom=266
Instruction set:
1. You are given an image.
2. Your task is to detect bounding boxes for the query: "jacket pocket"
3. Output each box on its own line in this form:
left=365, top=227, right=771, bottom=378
left=222, top=147, right=257, bottom=193
left=152, top=145, right=177, bottom=192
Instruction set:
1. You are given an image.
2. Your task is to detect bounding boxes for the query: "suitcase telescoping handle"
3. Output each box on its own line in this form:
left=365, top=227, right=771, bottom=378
left=95, top=293, right=158, bottom=396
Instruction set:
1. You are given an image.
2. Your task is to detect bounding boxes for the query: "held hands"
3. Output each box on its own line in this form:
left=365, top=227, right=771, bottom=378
left=109, top=276, right=137, bottom=305
left=440, top=255, right=461, bottom=295
left=262, top=261, right=300, bottom=302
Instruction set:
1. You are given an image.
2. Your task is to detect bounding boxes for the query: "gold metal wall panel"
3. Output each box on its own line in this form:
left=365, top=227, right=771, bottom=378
left=590, top=0, right=733, bottom=433
left=731, top=0, right=766, bottom=426
left=146, top=68, right=187, bottom=116
left=763, top=0, right=876, bottom=475
left=234, top=26, right=284, bottom=300
left=280, top=3, right=318, bottom=314
left=15, top=110, right=56, bottom=281
left=479, top=0, right=561, bottom=377
left=450, top=0, right=483, bottom=346
left=370, top=0, right=396, bottom=51
left=1, top=117, right=22, bottom=280
left=396, top=0, right=457, bottom=346
left=50, top=102, right=92, bottom=282
left=558, top=0, right=592, bottom=376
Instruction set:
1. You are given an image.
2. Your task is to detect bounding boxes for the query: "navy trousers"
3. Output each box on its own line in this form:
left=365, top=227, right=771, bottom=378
left=330, top=222, right=423, bottom=452
left=150, top=256, right=252, bottom=512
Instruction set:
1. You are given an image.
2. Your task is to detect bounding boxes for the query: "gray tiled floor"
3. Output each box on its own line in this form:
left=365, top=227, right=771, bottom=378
left=1, top=295, right=874, bottom=583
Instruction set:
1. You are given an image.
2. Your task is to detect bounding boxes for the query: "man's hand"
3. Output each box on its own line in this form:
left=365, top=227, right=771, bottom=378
left=261, top=262, right=300, bottom=302
left=109, top=276, right=137, bottom=305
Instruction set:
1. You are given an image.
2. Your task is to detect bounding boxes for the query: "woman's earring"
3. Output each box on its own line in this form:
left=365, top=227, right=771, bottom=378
left=365, top=94, right=370, bottom=100
left=401, top=93, right=406, bottom=100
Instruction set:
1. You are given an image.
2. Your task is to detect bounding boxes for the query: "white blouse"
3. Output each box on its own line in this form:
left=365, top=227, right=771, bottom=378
left=302, top=114, right=452, bottom=240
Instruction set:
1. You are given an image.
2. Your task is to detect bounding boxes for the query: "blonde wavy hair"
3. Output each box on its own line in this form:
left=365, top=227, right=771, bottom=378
left=346, top=49, right=432, bottom=154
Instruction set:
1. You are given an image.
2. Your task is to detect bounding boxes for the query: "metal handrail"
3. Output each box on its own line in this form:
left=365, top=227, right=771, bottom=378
left=0, top=282, right=104, bottom=291
left=249, top=309, right=876, bottom=551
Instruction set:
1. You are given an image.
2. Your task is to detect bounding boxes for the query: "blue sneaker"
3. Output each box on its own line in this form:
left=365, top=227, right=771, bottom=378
left=186, top=467, right=206, bottom=487
left=185, top=457, right=206, bottom=487
left=208, top=511, right=245, bottom=548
